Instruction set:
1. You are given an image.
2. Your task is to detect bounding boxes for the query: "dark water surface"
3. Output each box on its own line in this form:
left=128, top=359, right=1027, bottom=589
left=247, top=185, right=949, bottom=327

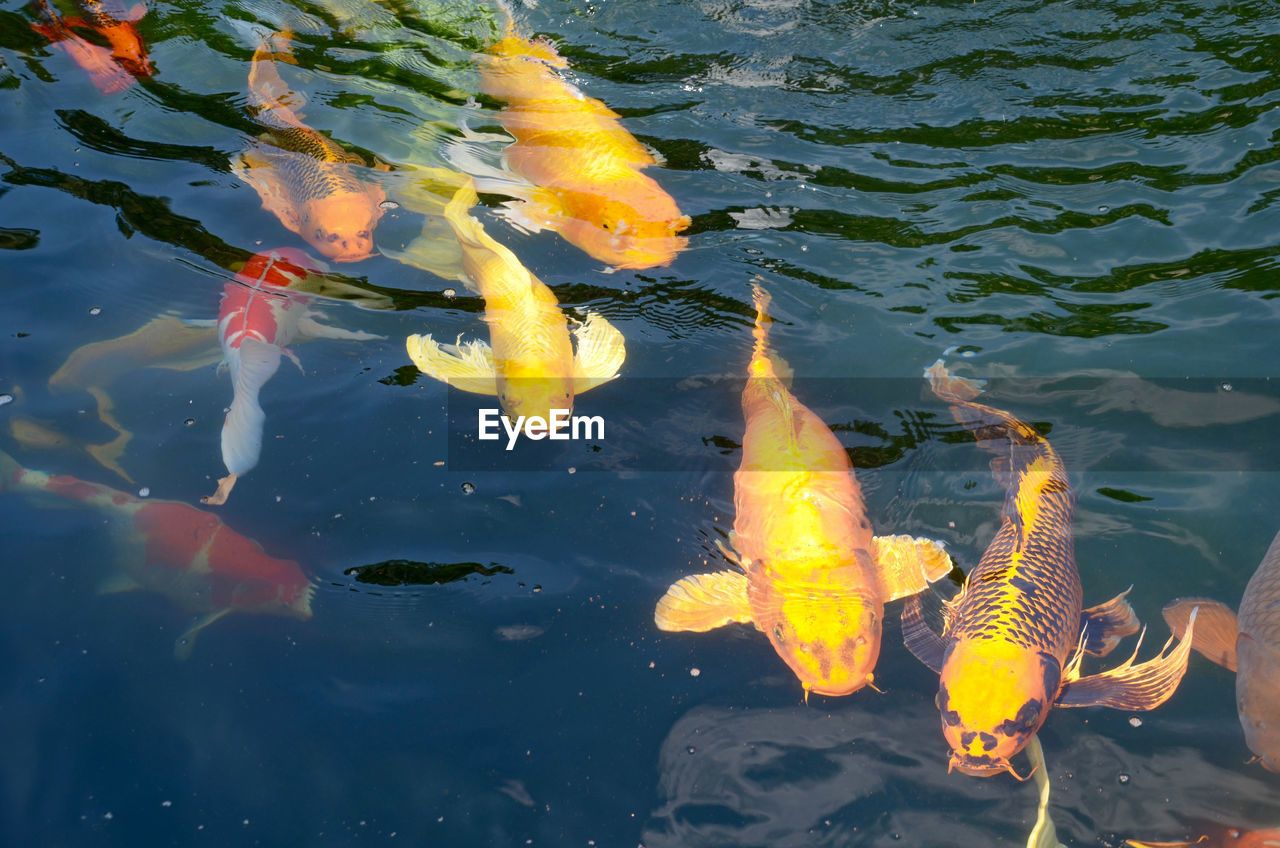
left=2, top=0, right=1280, bottom=844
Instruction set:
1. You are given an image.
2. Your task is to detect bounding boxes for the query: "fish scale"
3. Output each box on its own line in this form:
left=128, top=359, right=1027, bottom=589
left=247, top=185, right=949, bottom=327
left=257, top=125, right=371, bottom=202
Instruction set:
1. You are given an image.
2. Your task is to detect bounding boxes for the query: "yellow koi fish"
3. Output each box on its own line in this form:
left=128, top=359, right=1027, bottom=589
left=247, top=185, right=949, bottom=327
left=404, top=179, right=624, bottom=419
left=234, top=31, right=385, bottom=263
left=1164, top=528, right=1280, bottom=773
left=903, top=359, right=1197, bottom=777
left=469, top=23, right=690, bottom=269
left=655, top=284, right=953, bottom=697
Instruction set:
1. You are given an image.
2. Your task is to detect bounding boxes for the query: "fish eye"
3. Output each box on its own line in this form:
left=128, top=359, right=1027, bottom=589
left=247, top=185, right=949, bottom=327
left=314, top=228, right=324, bottom=239
left=357, top=230, right=370, bottom=239
left=327, top=233, right=340, bottom=243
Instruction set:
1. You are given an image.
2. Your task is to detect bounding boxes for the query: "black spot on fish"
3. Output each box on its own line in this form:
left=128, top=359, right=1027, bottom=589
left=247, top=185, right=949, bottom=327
left=979, top=732, right=998, bottom=752
left=960, top=731, right=977, bottom=749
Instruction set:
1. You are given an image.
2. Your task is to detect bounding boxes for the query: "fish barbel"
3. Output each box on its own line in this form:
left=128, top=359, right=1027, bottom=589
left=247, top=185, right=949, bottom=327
left=655, top=284, right=953, bottom=697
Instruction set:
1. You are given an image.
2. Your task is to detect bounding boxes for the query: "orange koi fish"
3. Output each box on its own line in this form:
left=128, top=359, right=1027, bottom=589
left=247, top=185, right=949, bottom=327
left=235, top=31, right=385, bottom=263
left=203, top=248, right=380, bottom=506
left=1163, top=528, right=1280, bottom=773
left=655, top=285, right=953, bottom=698
left=30, top=0, right=150, bottom=94
left=1128, top=824, right=1280, bottom=847
left=468, top=22, right=690, bottom=269
left=903, top=359, right=1197, bottom=777
left=403, top=179, right=624, bottom=420
left=0, top=449, right=313, bottom=658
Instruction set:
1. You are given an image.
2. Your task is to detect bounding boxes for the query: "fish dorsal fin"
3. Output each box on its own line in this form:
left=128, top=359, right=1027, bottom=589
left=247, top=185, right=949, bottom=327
left=901, top=593, right=947, bottom=673
left=1162, top=597, right=1237, bottom=672
left=654, top=571, right=752, bottom=632
left=405, top=334, right=499, bottom=396
left=1056, top=607, right=1198, bottom=710
left=1079, top=587, right=1141, bottom=658
left=571, top=312, right=626, bottom=392
left=871, top=534, right=954, bottom=602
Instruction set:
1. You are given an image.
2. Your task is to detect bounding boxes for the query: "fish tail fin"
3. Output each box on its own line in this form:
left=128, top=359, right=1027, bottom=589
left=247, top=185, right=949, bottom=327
left=748, top=280, right=792, bottom=386
left=1162, top=596, right=1238, bottom=672
left=247, top=31, right=306, bottom=127
left=925, top=358, right=986, bottom=403
left=442, top=178, right=490, bottom=259
left=220, top=338, right=282, bottom=476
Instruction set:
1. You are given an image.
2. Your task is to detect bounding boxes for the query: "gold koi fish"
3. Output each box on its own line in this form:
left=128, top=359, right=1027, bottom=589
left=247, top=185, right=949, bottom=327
left=903, top=359, right=1197, bottom=777
left=403, top=178, right=624, bottom=420
left=655, top=284, right=953, bottom=697
left=235, top=31, right=385, bottom=263
left=467, top=22, right=690, bottom=269
left=1164, top=528, right=1280, bottom=773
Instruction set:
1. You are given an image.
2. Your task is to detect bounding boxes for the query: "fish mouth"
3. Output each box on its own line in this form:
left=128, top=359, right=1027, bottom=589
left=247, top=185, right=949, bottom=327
left=329, top=250, right=377, bottom=263
left=947, top=752, right=1016, bottom=778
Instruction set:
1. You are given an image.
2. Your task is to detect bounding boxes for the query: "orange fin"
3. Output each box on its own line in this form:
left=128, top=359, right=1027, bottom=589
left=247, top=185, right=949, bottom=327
left=654, top=571, right=751, bottom=632
left=1056, top=607, right=1198, bottom=710
left=1162, top=597, right=1237, bottom=672
left=901, top=593, right=947, bottom=673
left=1080, top=587, right=1141, bottom=657
left=872, top=535, right=954, bottom=602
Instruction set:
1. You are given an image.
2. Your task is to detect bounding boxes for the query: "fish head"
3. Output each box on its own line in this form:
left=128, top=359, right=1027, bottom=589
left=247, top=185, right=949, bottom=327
left=751, top=577, right=883, bottom=697
left=545, top=178, right=690, bottom=269
left=236, top=247, right=325, bottom=288
left=301, top=194, right=383, bottom=262
left=937, top=640, right=1057, bottom=777
left=495, top=372, right=575, bottom=422
left=1235, top=632, right=1280, bottom=773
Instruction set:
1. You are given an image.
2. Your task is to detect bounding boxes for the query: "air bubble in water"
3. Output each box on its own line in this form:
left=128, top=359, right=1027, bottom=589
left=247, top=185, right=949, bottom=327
left=0, top=393, right=12, bottom=406
left=461, top=482, right=475, bottom=495
left=1117, top=773, right=1130, bottom=785
left=1129, top=716, right=1142, bottom=728
left=138, top=487, right=150, bottom=497
left=184, top=418, right=195, bottom=426
left=89, top=307, right=102, bottom=316
left=443, top=288, right=457, bottom=299
left=378, top=200, right=400, bottom=211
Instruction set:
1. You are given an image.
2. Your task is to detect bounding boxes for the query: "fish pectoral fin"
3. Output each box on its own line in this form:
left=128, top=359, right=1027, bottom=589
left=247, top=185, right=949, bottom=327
left=296, top=313, right=384, bottom=343
left=571, top=312, right=626, bottom=392
left=234, top=149, right=303, bottom=234
left=1079, top=586, right=1141, bottom=657
left=654, top=571, right=752, bottom=632
left=1024, top=735, right=1066, bottom=848
left=201, top=473, right=239, bottom=507
left=1056, top=607, right=1198, bottom=710
left=713, top=537, right=748, bottom=570
left=871, top=534, right=954, bottom=602
left=173, top=608, right=234, bottom=661
left=405, top=334, right=499, bottom=395
left=901, top=593, right=947, bottom=673
left=1162, top=597, right=1237, bottom=672
left=98, top=573, right=143, bottom=595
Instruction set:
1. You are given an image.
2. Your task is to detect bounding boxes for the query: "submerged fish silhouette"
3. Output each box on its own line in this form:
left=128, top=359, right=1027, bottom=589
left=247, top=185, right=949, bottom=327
left=1163, top=528, right=1280, bottom=774
left=30, top=0, right=151, bottom=94
left=0, top=449, right=312, bottom=658
left=460, top=20, right=689, bottom=269
left=903, top=359, right=1197, bottom=777
left=403, top=179, right=624, bottom=421
left=203, top=248, right=381, bottom=506
left=234, top=30, right=386, bottom=263
left=655, top=284, right=953, bottom=698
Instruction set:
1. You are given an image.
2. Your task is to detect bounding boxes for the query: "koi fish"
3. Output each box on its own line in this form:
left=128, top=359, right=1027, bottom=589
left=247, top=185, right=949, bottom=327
left=234, top=31, right=386, bottom=263
left=203, top=248, right=381, bottom=506
left=654, top=284, right=954, bottom=697
left=0, top=449, right=313, bottom=658
left=1127, top=825, right=1280, bottom=847
left=1163, top=528, right=1280, bottom=773
left=30, top=0, right=150, bottom=95
left=403, top=179, right=624, bottom=421
left=902, top=359, right=1197, bottom=777
left=464, top=22, right=690, bottom=269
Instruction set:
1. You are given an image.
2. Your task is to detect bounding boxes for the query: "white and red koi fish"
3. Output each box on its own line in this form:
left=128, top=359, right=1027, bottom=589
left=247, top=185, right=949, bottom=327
left=203, top=248, right=380, bottom=506
left=0, top=449, right=313, bottom=658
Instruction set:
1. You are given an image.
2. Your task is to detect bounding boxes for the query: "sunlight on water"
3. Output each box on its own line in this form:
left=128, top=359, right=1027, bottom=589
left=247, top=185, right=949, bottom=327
left=2, top=0, right=1280, bottom=844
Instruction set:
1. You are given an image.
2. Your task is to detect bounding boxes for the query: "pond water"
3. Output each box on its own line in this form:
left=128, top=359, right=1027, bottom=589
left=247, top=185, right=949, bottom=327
left=2, top=0, right=1279, bottom=845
